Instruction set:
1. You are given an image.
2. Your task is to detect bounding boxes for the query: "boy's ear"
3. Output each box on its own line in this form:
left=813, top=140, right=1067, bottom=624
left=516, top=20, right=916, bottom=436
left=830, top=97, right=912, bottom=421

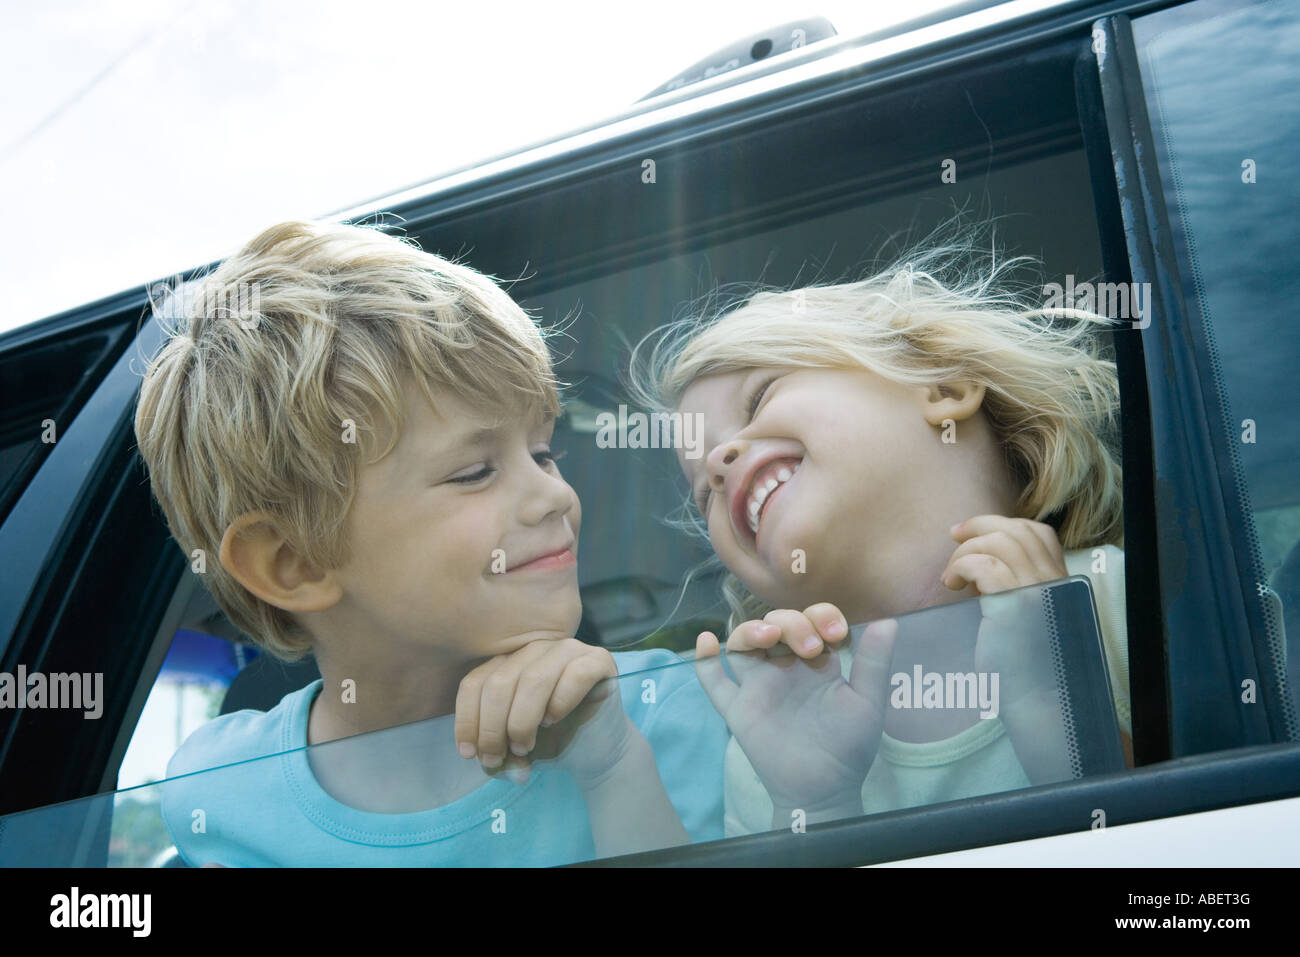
left=917, top=380, right=986, bottom=426
left=219, top=512, right=343, bottom=614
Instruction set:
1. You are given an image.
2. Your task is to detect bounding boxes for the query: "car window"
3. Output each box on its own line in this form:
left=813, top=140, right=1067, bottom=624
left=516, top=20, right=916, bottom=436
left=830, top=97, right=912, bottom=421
left=1132, top=0, right=1300, bottom=728
left=104, top=23, right=1143, bottom=863
left=522, top=152, right=1107, bottom=651
left=116, top=624, right=264, bottom=793
left=0, top=579, right=1120, bottom=867
left=112, top=140, right=1118, bottom=797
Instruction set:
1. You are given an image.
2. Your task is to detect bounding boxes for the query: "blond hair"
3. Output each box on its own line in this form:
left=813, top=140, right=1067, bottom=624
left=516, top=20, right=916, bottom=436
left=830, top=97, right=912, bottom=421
left=628, top=237, right=1124, bottom=627
left=134, top=220, right=560, bottom=660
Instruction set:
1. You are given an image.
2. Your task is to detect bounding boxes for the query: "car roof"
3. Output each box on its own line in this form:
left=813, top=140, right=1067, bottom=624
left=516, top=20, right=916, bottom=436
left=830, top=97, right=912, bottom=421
left=328, top=0, right=1083, bottom=224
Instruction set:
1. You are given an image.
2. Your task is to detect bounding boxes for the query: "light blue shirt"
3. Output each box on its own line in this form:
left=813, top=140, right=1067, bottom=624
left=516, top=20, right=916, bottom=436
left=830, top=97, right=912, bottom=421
left=160, top=649, right=727, bottom=866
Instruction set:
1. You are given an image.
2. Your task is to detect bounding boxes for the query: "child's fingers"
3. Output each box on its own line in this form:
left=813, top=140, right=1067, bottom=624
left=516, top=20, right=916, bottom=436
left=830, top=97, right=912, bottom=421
left=696, top=631, right=722, bottom=658
left=471, top=640, right=552, bottom=767
left=543, top=647, right=617, bottom=726
left=946, top=532, right=1035, bottom=586
left=722, top=619, right=782, bottom=654
left=952, top=514, right=1036, bottom=542
left=761, top=608, right=822, bottom=657
left=693, top=631, right=739, bottom=716
left=505, top=642, right=585, bottom=755
left=942, top=552, right=1019, bottom=595
left=848, top=618, right=899, bottom=701
left=967, top=514, right=1066, bottom=566
left=484, top=750, right=533, bottom=785
left=802, top=603, right=850, bottom=648
left=946, top=524, right=1065, bottom=589
left=503, top=759, right=532, bottom=786
left=454, top=658, right=496, bottom=759
left=1021, top=519, right=1066, bottom=566
left=999, top=520, right=1062, bottom=577
left=456, top=639, right=602, bottom=769
left=475, top=665, right=523, bottom=768
left=952, top=516, right=1064, bottom=579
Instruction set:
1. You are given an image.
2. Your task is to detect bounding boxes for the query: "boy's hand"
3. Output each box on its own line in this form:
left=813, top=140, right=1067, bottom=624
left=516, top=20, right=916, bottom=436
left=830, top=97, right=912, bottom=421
left=721, top=603, right=850, bottom=659
left=942, top=515, right=1068, bottom=594
left=454, top=638, right=632, bottom=786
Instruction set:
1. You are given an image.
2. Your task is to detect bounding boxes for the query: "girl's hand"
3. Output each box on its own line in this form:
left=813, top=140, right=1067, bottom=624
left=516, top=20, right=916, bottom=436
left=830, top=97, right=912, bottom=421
left=941, top=515, right=1068, bottom=594
left=694, top=616, right=898, bottom=820
left=721, top=603, right=851, bottom=659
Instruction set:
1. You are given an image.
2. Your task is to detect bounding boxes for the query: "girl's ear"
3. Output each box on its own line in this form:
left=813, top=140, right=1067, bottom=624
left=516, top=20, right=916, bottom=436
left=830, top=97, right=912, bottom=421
left=917, top=380, right=986, bottom=426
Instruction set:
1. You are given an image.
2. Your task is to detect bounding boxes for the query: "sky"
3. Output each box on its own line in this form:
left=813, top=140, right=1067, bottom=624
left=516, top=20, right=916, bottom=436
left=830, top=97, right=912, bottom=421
left=1, top=0, right=960, bottom=335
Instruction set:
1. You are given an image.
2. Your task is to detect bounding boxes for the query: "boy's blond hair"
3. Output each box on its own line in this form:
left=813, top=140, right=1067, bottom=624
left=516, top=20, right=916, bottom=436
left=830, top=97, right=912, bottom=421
left=628, top=237, right=1124, bottom=627
left=134, top=220, right=559, bottom=660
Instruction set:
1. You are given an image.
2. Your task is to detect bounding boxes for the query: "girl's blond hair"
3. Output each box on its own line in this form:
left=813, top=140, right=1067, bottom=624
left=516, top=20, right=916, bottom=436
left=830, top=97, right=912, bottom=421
left=134, top=220, right=560, bottom=660
left=627, top=234, right=1124, bottom=628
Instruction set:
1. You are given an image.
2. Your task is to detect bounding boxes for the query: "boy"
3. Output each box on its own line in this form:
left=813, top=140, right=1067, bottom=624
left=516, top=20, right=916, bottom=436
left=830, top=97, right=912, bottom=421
left=135, top=220, right=726, bottom=865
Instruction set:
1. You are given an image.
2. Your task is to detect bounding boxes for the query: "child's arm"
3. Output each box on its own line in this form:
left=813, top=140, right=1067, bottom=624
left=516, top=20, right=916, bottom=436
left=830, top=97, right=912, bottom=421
left=945, top=516, right=1072, bottom=784
left=946, top=516, right=1137, bottom=777
left=454, top=638, right=689, bottom=859
left=568, top=730, right=691, bottom=858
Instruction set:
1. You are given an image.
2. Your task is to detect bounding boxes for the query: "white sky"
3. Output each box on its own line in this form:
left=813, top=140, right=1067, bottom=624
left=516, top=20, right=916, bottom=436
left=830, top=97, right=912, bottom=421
left=1, top=0, right=959, bottom=335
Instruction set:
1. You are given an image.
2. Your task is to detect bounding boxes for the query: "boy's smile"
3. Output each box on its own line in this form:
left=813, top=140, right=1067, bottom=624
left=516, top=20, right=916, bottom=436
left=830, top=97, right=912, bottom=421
left=297, top=373, right=582, bottom=731
left=504, top=545, right=578, bottom=573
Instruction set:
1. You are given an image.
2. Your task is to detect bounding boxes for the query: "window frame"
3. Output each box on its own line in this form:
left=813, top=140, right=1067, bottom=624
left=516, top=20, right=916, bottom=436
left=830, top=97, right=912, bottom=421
left=1092, top=6, right=1292, bottom=754
left=1073, top=37, right=1172, bottom=767
left=0, top=305, right=137, bottom=528
left=0, top=309, right=187, bottom=819
left=1131, top=0, right=1298, bottom=743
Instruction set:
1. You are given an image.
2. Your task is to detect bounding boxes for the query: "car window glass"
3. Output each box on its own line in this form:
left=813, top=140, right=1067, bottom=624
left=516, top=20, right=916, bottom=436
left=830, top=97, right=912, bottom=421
left=117, top=626, right=265, bottom=792
left=1, top=579, right=1123, bottom=866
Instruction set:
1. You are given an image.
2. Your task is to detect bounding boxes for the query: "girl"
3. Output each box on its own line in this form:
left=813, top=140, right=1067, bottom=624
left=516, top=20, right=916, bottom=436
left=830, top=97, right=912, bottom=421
left=629, top=237, right=1131, bottom=835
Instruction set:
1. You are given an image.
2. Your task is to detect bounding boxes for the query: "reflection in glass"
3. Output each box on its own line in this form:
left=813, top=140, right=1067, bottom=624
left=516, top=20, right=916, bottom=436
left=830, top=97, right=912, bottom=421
left=0, top=579, right=1123, bottom=865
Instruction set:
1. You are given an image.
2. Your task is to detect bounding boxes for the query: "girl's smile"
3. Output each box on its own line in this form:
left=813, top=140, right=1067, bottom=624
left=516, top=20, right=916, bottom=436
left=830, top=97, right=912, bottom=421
left=678, top=366, right=1018, bottom=623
